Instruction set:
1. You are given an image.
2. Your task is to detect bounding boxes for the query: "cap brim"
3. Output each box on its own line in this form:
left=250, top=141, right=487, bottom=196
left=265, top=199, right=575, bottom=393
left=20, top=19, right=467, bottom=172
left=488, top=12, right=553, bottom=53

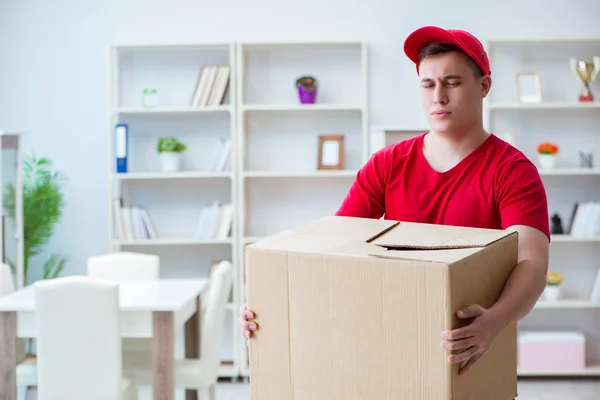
left=403, top=26, right=462, bottom=67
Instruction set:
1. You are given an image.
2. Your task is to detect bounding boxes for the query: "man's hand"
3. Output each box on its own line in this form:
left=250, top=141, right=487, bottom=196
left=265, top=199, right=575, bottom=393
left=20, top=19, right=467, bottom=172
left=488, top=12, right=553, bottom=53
left=239, top=304, right=258, bottom=340
left=441, top=304, right=502, bottom=376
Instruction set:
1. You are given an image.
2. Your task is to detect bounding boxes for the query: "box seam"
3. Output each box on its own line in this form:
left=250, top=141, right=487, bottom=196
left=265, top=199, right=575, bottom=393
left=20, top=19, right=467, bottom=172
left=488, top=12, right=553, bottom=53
left=445, top=263, right=453, bottom=399
left=286, top=251, right=294, bottom=399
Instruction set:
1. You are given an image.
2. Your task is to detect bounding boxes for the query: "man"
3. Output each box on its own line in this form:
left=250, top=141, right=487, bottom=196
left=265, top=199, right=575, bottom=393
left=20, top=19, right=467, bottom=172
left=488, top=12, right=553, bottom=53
left=240, top=26, right=550, bottom=376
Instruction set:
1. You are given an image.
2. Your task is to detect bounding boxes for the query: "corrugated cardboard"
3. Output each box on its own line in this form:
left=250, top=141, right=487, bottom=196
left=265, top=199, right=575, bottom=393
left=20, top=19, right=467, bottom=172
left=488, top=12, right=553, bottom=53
left=245, top=216, right=519, bottom=400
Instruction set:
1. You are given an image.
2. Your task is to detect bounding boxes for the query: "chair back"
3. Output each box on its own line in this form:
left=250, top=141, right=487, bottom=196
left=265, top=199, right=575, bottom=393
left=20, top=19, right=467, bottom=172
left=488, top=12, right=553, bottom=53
left=87, top=251, right=159, bottom=280
left=200, top=260, right=233, bottom=383
left=35, top=276, right=123, bottom=400
left=0, top=262, right=15, bottom=297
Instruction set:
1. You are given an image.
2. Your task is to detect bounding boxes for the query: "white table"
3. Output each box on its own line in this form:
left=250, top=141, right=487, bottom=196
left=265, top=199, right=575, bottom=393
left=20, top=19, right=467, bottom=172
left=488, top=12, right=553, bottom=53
left=0, top=279, right=209, bottom=400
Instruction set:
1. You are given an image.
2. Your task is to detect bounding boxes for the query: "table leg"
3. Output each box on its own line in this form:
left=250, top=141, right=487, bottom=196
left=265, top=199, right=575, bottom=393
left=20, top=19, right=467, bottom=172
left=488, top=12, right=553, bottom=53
left=153, top=311, right=174, bottom=400
left=184, top=295, right=201, bottom=400
left=0, top=311, right=17, bottom=400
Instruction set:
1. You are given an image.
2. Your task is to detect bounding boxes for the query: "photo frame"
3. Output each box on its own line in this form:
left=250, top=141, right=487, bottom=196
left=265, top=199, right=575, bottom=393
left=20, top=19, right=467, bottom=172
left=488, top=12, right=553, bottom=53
left=318, top=135, right=345, bottom=170
left=516, top=72, right=542, bottom=103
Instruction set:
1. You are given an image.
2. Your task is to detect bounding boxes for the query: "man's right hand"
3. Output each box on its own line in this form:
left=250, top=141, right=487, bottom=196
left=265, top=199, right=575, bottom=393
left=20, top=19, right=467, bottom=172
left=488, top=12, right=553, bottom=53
left=240, top=304, right=258, bottom=339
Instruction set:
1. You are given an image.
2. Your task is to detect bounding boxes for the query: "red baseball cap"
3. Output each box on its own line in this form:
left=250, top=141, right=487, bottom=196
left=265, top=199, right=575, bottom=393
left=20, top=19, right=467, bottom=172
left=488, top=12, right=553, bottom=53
left=403, top=26, right=491, bottom=76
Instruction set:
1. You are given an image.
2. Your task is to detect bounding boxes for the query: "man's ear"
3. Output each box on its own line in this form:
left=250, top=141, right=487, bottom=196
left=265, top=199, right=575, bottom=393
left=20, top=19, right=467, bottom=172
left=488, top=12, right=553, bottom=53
left=481, top=75, right=492, bottom=98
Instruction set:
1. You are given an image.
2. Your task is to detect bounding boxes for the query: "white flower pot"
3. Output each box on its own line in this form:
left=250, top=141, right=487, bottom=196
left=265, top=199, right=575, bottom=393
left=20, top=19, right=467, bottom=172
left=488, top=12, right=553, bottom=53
left=538, top=154, right=557, bottom=170
left=543, top=285, right=561, bottom=301
left=160, top=152, right=181, bottom=172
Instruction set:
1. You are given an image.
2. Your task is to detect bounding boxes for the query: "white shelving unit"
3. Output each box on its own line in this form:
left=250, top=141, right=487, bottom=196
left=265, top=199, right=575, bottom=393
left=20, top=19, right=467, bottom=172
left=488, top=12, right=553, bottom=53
left=107, top=42, right=239, bottom=378
left=235, top=40, right=369, bottom=376
left=485, top=37, right=600, bottom=377
left=0, top=132, right=24, bottom=290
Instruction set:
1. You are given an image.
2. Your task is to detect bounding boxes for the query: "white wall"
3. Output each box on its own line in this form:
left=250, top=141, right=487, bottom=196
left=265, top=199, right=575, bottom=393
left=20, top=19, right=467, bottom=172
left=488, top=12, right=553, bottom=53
left=0, top=0, right=599, bottom=279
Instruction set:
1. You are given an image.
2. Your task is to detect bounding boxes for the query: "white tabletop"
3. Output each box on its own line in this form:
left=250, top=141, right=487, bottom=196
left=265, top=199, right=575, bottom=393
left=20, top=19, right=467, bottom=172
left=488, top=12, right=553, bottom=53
left=0, top=279, right=209, bottom=312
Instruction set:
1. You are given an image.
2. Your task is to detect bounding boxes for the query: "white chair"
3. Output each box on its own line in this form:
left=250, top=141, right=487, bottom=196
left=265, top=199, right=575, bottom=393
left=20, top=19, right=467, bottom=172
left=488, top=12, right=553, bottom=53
left=88, top=251, right=160, bottom=353
left=87, top=251, right=159, bottom=281
left=124, top=260, right=234, bottom=400
left=0, top=263, right=36, bottom=400
left=34, top=275, right=138, bottom=400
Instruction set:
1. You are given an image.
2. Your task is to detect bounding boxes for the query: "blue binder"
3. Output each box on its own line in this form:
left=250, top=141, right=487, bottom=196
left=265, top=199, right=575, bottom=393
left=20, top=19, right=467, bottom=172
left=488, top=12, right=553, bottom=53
left=115, top=123, right=128, bottom=173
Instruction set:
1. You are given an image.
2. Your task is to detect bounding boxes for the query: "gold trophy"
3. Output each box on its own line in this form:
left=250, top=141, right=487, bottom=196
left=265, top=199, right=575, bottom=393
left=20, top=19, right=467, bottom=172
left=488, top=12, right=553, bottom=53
left=569, top=56, right=600, bottom=102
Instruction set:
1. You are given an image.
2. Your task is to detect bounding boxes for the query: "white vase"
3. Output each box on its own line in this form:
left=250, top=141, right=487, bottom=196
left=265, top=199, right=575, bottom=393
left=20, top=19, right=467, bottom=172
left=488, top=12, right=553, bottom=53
left=160, top=152, right=180, bottom=172
left=543, top=285, right=561, bottom=301
left=538, top=154, right=557, bottom=170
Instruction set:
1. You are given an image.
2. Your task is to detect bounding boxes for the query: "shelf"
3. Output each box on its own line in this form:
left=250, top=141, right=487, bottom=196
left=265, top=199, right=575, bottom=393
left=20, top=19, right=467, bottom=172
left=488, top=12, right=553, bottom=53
left=114, top=106, right=231, bottom=115
left=539, top=168, right=600, bottom=176
left=113, top=171, right=232, bottom=180
left=241, top=104, right=363, bottom=112
left=488, top=102, right=600, bottom=110
left=518, top=364, right=600, bottom=377
left=551, top=235, right=600, bottom=242
left=113, top=238, right=233, bottom=246
left=243, top=170, right=357, bottom=178
left=218, top=361, right=238, bottom=378
left=534, top=299, right=600, bottom=309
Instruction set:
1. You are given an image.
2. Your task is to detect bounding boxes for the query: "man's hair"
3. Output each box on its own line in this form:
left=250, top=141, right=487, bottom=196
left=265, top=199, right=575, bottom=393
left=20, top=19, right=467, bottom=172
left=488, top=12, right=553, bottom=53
left=418, top=43, right=484, bottom=77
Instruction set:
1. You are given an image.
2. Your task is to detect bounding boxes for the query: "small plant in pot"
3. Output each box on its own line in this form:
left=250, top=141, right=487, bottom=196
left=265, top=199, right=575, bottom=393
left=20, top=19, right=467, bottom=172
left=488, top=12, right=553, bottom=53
left=157, top=137, right=187, bottom=172
left=543, top=271, right=563, bottom=301
left=536, top=142, right=559, bottom=170
left=295, top=76, right=317, bottom=104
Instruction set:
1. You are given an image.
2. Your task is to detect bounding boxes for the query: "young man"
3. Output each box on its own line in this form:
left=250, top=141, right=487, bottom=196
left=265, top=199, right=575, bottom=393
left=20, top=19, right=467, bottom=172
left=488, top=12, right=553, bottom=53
left=240, top=26, right=550, bottom=376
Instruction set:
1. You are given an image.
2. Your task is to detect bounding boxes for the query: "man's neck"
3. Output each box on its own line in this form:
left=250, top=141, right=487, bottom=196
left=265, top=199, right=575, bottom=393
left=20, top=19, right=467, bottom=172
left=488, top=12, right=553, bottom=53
left=422, top=126, right=490, bottom=173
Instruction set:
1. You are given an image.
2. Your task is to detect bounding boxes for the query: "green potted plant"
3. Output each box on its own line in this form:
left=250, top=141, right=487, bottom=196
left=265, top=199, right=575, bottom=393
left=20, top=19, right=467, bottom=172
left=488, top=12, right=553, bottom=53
left=295, top=76, right=318, bottom=104
left=3, top=153, right=67, bottom=285
left=157, top=137, right=187, bottom=172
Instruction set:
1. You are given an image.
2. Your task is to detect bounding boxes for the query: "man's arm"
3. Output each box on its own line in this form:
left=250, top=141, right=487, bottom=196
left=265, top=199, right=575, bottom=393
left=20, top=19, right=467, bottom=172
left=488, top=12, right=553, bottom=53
left=488, top=224, right=549, bottom=334
left=441, top=157, right=550, bottom=375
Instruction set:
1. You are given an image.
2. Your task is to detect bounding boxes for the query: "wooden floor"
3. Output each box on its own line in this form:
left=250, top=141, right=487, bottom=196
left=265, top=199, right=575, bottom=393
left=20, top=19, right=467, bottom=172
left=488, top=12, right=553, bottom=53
left=28, top=379, right=600, bottom=399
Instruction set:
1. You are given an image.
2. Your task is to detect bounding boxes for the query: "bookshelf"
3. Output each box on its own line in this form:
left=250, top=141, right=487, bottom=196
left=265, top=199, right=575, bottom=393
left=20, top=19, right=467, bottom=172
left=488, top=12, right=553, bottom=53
left=107, top=42, right=239, bottom=377
left=107, top=40, right=369, bottom=379
left=235, top=40, right=369, bottom=375
left=485, top=37, right=600, bottom=377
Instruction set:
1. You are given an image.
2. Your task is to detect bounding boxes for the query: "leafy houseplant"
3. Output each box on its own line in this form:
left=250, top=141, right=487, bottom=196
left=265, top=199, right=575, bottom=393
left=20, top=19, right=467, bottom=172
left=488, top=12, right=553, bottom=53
left=157, top=137, right=187, bottom=172
left=295, top=76, right=318, bottom=104
left=536, top=142, right=559, bottom=170
left=3, top=153, right=67, bottom=285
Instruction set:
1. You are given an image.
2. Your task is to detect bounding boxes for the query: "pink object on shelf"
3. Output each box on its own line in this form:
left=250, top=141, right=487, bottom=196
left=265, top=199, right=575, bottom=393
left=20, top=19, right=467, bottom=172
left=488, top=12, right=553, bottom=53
left=518, top=331, right=586, bottom=371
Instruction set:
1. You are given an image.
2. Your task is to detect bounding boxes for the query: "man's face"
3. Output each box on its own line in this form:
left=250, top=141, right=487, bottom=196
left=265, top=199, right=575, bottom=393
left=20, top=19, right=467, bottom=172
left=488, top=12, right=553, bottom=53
left=418, top=51, right=491, bottom=135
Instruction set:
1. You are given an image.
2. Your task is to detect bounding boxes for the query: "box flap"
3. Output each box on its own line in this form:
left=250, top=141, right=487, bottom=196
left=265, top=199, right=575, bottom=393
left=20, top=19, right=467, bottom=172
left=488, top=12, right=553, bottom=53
left=294, top=215, right=399, bottom=242
left=248, top=216, right=399, bottom=254
left=370, top=221, right=513, bottom=250
left=369, top=247, right=483, bottom=264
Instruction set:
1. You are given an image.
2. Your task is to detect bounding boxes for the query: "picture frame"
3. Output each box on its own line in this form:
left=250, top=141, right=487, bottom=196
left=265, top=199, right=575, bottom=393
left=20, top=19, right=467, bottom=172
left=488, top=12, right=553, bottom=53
left=318, top=135, right=345, bottom=170
left=516, top=72, right=542, bottom=103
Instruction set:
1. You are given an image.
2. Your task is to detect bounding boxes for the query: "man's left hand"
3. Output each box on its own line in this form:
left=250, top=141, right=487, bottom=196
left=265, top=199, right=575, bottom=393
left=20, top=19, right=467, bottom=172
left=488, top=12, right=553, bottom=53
left=440, top=304, right=502, bottom=376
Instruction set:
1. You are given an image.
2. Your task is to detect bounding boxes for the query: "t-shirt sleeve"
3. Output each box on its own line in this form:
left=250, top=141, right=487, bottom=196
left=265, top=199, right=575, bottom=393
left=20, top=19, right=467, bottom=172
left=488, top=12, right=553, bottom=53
left=496, top=158, right=550, bottom=240
left=335, top=149, right=389, bottom=219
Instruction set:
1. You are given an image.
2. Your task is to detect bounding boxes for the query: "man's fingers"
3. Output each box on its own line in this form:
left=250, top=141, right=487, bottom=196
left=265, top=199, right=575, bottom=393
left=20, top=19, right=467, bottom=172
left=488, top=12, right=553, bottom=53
left=442, top=337, right=476, bottom=351
left=448, top=346, right=478, bottom=364
left=457, top=304, right=484, bottom=319
left=441, top=327, right=473, bottom=341
left=239, top=318, right=258, bottom=331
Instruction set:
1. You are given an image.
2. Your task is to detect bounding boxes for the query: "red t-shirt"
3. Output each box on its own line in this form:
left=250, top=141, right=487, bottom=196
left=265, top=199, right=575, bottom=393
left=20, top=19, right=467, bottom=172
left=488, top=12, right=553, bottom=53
left=335, top=132, right=551, bottom=240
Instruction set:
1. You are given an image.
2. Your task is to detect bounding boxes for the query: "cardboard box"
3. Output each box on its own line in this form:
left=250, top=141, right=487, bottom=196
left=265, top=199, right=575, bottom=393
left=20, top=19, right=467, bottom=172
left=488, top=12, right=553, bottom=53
left=518, top=331, right=586, bottom=371
left=245, top=216, right=519, bottom=400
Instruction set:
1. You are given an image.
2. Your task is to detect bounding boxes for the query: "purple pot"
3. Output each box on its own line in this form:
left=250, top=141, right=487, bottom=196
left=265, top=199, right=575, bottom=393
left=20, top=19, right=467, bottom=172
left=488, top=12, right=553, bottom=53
left=298, top=86, right=317, bottom=104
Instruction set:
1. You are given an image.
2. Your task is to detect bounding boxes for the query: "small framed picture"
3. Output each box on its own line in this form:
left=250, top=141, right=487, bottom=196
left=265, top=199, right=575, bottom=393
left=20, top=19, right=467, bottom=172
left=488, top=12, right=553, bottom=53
left=318, top=135, right=345, bottom=170
left=516, top=72, right=542, bottom=103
